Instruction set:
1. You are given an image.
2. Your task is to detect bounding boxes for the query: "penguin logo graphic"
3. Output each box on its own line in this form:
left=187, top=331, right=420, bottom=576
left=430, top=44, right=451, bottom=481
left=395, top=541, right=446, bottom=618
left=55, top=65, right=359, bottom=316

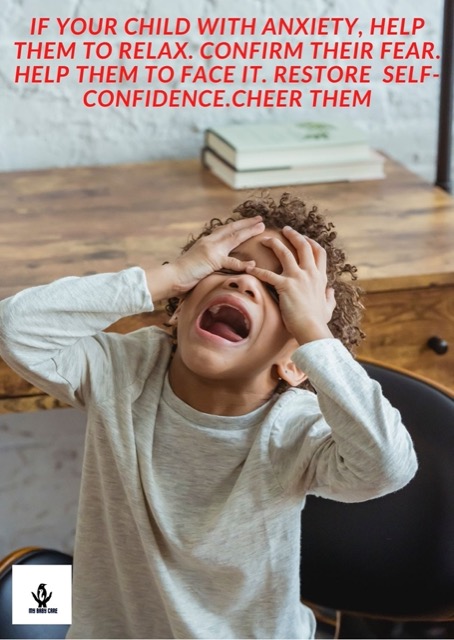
left=32, top=583, right=52, bottom=608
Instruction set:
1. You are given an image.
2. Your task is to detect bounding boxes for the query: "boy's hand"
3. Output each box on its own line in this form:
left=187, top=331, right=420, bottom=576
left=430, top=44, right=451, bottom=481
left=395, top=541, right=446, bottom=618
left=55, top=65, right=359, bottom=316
left=246, top=227, right=336, bottom=345
left=147, top=216, right=264, bottom=301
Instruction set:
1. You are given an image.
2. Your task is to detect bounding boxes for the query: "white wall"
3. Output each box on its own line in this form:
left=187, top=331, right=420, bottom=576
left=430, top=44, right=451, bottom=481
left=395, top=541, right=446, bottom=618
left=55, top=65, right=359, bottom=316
left=0, top=409, right=85, bottom=557
left=0, top=0, right=448, bottom=557
left=1, top=0, right=446, bottom=182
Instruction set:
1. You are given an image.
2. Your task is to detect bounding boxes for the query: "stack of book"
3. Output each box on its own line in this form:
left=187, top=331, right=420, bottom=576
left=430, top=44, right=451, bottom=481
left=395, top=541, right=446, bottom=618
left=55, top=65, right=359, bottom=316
left=202, top=120, right=385, bottom=190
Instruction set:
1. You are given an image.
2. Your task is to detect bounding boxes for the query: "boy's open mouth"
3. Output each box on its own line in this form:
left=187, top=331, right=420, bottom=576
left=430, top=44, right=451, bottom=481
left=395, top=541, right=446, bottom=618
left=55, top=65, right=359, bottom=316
left=199, top=304, right=250, bottom=343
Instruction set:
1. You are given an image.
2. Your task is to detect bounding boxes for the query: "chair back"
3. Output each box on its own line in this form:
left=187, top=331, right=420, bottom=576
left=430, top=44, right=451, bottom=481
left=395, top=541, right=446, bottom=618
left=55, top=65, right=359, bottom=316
left=0, top=547, right=72, bottom=639
left=300, top=361, right=454, bottom=620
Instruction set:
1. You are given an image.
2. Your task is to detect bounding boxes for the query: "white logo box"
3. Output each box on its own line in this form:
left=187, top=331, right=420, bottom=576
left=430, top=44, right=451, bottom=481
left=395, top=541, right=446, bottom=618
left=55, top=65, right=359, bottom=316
left=12, top=564, right=72, bottom=625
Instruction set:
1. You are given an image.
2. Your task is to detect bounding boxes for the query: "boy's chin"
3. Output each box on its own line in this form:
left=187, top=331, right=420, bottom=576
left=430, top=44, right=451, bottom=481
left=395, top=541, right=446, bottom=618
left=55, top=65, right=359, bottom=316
left=174, top=345, right=251, bottom=379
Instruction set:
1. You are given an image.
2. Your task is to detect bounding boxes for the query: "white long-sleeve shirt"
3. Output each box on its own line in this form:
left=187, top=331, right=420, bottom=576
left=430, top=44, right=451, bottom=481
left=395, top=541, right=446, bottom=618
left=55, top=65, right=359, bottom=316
left=0, top=267, right=417, bottom=639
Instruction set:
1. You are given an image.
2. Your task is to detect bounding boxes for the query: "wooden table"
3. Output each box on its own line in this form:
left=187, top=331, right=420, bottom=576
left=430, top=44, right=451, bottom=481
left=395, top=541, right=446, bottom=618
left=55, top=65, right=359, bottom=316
left=0, top=157, right=453, bottom=412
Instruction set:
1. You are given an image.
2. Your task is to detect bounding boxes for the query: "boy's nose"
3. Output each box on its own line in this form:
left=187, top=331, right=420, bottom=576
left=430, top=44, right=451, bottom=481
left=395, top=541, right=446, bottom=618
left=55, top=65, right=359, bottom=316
left=224, top=273, right=258, bottom=299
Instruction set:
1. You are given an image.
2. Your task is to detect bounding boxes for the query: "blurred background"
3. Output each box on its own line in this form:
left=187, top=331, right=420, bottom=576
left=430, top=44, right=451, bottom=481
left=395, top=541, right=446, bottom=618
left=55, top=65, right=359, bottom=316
left=1, top=0, right=445, bottom=182
left=0, top=0, right=448, bottom=556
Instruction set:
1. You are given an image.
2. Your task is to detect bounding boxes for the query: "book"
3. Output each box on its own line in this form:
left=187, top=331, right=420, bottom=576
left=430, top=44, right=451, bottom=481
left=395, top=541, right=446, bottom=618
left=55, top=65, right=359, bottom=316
left=202, top=147, right=385, bottom=190
left=204, top=120, right=372, bottom=171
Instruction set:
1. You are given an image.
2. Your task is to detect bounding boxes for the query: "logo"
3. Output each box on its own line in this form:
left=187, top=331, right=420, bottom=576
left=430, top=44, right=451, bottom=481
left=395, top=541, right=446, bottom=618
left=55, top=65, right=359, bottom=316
left=31, top=582, right=54, bottom=611
left=12, top=565, right=71, bottom=625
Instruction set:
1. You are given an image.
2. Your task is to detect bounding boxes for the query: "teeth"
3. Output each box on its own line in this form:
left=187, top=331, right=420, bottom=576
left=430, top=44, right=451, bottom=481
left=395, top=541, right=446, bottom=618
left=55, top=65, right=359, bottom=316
left=208, top=304, right=250, bottom=331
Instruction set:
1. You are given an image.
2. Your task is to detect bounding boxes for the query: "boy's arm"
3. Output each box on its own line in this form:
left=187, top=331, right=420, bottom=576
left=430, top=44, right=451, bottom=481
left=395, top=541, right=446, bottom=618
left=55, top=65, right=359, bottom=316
left=270, top=339, right=418, bottom=502
left=0, top=268, right=154, bottom=408
left=249, top=228, right=417, bottom=500
left=0, top=216, right=265, bottom=408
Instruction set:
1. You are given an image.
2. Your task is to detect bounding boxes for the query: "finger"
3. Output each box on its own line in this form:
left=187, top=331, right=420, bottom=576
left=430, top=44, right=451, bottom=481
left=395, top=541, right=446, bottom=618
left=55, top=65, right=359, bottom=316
left=223, top=256, right=256, bottom=272
left=303, top=236, right=328, bottom=274
left=228, top=217, right=265, bottom=247
left=212, top=216, right=264, bottom=246
left=260, top=236, right=299, bottom=273
left=281, top=227, right=317, bottom=270
left=282, top=229, right=328, bottom=282
left=245, top=263, right=283, bottom=287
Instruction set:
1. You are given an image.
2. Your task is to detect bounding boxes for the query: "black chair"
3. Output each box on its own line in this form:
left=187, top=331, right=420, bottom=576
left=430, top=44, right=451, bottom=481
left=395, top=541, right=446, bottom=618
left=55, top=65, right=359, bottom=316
left=300, top=359, right=454, bottom=639
left=0, top=546, right=72, bottom=639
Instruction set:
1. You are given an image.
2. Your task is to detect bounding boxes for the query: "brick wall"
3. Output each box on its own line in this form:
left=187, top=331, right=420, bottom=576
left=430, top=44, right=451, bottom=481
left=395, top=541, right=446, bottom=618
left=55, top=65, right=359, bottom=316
left=1, top=0, right=445, bottom=182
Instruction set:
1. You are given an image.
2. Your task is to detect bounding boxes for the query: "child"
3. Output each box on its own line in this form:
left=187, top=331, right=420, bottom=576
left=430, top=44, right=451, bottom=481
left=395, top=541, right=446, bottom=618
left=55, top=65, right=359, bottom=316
left=0, top=193, right=417, bottom=639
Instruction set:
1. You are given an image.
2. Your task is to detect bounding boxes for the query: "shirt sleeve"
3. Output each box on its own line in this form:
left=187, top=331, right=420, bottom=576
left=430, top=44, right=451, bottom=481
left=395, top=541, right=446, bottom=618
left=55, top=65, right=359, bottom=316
left=0, top=267, right=154, bottom=409
left=269, top=339, right=418, bottom=503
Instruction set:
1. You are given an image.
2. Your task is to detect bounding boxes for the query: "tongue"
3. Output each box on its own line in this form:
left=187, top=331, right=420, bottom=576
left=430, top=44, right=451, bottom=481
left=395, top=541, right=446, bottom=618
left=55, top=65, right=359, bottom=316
left=209, top=321, right=243, bottom=342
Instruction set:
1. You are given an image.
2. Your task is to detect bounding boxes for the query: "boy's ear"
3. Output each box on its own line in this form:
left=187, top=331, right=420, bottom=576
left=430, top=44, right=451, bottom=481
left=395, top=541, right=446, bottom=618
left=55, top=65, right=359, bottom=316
left=276, top=360, right=307, bottom=387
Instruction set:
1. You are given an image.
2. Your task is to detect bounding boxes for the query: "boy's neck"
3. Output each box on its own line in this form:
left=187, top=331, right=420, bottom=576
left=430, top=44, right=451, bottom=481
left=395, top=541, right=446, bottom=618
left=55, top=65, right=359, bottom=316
left=168, top=358, right=276, bottom=416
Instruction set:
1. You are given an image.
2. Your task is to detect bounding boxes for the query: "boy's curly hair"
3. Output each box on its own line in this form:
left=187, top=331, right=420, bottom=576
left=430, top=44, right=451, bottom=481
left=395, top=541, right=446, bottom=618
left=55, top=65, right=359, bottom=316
left=166, top=192, right=365, bottom=393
